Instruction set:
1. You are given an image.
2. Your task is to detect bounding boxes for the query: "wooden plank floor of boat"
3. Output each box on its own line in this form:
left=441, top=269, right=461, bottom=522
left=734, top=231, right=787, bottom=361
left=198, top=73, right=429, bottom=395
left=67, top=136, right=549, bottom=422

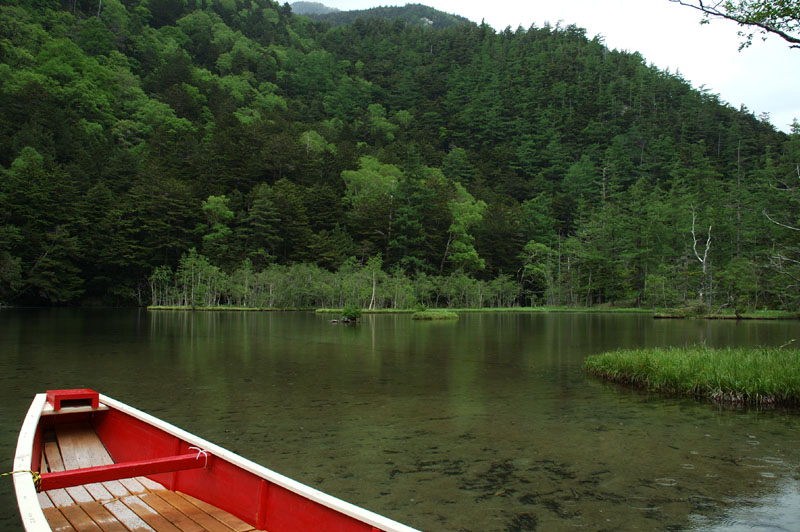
left=38, top=422, right=265, bottom=532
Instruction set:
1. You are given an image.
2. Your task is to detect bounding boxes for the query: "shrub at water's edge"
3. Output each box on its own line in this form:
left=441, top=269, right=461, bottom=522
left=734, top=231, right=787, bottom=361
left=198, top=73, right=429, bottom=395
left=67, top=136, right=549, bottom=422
left=584, top=346, right=800, bottom=405
left=341, top=304, right=363, bottom=322
left=412, top=309, right=459, bottom=320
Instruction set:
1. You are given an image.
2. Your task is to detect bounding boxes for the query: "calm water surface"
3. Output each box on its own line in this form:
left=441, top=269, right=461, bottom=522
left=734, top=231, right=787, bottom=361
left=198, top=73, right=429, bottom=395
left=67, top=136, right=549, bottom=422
left=1, top=309, right=799, bottom=531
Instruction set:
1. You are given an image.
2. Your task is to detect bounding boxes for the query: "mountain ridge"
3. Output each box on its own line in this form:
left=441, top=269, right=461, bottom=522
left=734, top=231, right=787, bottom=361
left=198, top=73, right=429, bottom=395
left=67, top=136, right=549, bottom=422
left=291, top=1, right=340, bottom=16
left=294, top=2, right=472, bottom=29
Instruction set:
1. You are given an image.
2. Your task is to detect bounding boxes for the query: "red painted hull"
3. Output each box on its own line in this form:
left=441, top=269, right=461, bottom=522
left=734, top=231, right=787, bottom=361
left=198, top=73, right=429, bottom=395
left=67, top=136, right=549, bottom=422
left=14, top=390, right=420, bottom=532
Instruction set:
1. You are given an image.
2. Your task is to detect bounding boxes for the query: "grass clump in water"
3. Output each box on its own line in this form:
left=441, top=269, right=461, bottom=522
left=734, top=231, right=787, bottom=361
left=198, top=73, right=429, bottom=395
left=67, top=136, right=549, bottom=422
left=412, top=309, right=459, bottom=320
left=583, top=345, right=800, bottom=405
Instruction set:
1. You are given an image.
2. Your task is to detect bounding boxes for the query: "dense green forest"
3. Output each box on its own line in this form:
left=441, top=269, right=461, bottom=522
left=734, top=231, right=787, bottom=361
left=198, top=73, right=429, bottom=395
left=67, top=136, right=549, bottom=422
left=1, top=0, right=799, bottom=310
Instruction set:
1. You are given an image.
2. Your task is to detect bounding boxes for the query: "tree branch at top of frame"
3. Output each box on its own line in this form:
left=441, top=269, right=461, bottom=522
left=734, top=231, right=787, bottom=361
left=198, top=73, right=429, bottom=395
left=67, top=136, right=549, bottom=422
left=670, top=0, right=800, bottom=49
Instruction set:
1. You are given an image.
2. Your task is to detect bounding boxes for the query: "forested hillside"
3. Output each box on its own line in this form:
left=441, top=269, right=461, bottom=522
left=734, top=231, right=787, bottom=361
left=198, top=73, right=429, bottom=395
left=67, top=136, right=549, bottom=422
left=1, top=0, right=798, bottom=310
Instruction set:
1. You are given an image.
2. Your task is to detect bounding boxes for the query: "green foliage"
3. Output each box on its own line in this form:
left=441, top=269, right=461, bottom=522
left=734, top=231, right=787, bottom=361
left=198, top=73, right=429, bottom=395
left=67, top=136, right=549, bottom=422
left=670, top=0, right=800, bottom=50
left=519, top=241, right=556, bottom=305
left=443, top=182, right=486, bottom=273
left=341, top=303, right=362, bottom=321
left=672, top=299, right=711, bottom=317
left=0, top=0, right=795, bottom=311
left=342, top=156, right=402, bottom=256
left=147, top=250, right=514, bottom=310
left=643, top=270, right=682, bottom=309
left=200, top=195, right=235, bottom=261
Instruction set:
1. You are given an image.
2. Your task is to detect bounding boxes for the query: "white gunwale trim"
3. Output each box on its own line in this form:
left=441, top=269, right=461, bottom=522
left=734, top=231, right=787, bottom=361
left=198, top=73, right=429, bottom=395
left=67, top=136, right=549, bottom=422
left=13, top=393, right=51, bottom=532
left=98, top=393, right=421, bottom=532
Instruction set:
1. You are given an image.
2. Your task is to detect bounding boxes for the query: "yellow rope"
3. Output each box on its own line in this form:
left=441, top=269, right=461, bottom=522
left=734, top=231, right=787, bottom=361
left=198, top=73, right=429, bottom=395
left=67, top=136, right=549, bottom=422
left=1, top=470, right=42, bottom=491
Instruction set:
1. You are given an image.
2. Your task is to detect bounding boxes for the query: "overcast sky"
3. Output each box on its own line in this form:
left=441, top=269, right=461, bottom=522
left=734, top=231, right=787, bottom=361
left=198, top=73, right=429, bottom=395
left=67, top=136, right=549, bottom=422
left=310, top=0, right=799, bottom=133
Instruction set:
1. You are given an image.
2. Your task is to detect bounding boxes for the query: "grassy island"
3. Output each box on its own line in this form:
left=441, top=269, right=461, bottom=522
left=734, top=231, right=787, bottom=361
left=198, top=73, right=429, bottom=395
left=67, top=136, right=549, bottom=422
left=653, top=309, right=800, bottom=320
left=584, top=346, right=800, bottom=405
left=411, top=310, right=459, bottom=320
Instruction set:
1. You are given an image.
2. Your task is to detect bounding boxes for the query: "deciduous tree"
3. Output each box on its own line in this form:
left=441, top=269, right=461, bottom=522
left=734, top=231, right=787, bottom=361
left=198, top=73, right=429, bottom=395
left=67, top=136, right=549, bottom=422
left=670, top=0, right=800, bottom=49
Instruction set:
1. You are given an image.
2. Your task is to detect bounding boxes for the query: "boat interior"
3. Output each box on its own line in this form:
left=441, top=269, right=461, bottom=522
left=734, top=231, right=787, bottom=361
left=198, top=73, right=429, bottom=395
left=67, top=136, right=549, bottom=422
left=38, top=421, right=266, bottom=532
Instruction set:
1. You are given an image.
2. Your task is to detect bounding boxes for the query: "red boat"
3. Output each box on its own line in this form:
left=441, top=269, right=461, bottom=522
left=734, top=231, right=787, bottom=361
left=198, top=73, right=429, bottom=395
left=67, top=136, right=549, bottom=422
left=13, top=389, right=421, bottom=532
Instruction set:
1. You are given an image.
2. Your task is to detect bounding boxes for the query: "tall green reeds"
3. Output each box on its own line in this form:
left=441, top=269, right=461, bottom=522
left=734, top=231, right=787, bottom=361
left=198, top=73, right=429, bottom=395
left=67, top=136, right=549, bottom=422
left=584, top=346, right=800, bottom=405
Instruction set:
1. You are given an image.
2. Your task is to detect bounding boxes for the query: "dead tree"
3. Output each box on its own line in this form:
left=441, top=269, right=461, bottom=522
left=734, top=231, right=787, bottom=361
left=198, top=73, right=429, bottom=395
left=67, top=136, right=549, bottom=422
left=691, top=205, right=712, bottom=304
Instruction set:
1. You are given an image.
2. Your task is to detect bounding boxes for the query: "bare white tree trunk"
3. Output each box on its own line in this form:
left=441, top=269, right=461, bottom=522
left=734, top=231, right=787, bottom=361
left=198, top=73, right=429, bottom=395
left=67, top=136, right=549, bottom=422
left=369, top=269, right=376, bottom=310
left=691, top=205, right=712, bottom=304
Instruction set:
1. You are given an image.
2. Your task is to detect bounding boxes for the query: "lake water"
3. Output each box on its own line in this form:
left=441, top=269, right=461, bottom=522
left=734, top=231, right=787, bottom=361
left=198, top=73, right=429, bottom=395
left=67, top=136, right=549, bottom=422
left=1, top=309, right=799, bottom=531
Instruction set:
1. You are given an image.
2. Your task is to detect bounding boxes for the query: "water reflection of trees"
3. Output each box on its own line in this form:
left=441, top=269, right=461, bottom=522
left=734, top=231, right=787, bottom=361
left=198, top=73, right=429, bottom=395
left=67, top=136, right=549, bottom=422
left=139, top=311, right=800, bottom=531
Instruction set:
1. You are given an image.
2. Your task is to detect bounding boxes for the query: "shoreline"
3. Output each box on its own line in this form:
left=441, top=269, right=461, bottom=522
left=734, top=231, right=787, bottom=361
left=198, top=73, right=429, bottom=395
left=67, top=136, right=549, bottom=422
left=142, top=305, right=800, bottom=320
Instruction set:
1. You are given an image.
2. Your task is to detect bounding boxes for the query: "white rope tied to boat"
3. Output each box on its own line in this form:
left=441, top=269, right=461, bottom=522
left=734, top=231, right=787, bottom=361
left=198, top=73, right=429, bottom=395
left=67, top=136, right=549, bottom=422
left=189, top=446, right=209, bottom=467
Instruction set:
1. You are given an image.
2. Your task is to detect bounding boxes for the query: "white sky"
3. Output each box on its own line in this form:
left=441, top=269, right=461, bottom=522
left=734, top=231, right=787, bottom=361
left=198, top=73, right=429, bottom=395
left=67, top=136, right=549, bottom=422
left=312, top=0, right=799, bottom=133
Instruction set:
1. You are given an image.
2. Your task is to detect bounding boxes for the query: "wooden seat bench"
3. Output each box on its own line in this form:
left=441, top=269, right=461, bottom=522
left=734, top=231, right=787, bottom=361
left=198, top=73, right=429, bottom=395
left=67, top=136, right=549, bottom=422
left=38, top=422, right=264, bottom=532
left=40, top=452, right=210, bottom=492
